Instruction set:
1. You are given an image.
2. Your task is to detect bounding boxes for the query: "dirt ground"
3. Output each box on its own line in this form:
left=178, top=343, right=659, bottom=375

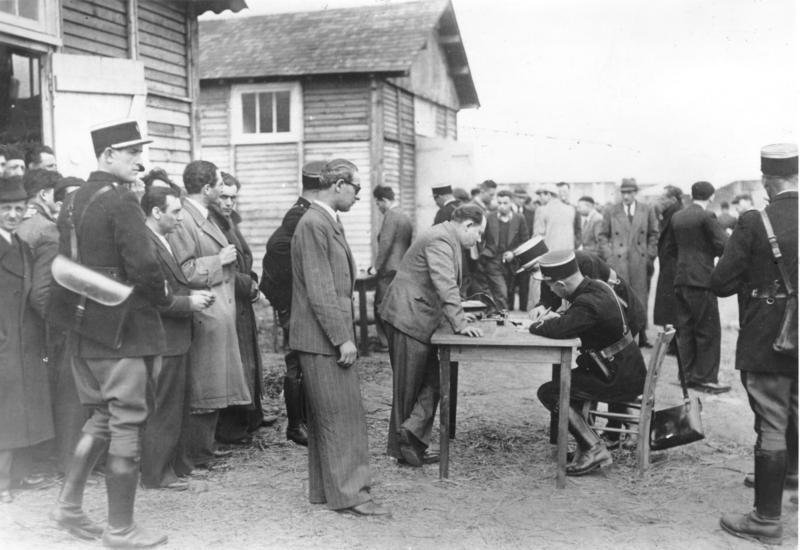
left=0, top=295, right=797, bottom=550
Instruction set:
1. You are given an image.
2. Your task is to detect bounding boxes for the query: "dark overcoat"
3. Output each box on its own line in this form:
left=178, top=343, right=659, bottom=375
left=710, top=191, right=798, bottom=374
left=653, top=201, right=682, bottom=326
left=0, top=234, right=54, bottom=450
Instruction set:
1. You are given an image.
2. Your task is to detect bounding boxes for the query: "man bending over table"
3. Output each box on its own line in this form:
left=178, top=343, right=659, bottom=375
left=530, top=250, right=646, bottom=475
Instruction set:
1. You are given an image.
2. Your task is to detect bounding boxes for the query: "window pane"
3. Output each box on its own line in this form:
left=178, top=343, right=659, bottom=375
left=19, top=0, right=38, bottom=20
left=241, top=93, right=256, bottom=133
left=0, top=1, right=14, bottom=16
left=0, top=47, right=42, bottom=144
left=258, top=92, right=273, bottom=133
left=275, top=91, right=291, bottom=132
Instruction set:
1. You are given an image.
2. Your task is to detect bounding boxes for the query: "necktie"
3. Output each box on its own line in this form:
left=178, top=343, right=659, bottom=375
left=626, top=205, right=633, bottom=224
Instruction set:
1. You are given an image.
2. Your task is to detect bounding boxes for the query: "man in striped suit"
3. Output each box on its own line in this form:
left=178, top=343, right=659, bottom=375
left=290, top=159, right=389, bottom=516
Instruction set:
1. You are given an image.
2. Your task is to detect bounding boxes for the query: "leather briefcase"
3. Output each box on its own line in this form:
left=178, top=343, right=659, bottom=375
left=650, top=396, right=705, bottom=451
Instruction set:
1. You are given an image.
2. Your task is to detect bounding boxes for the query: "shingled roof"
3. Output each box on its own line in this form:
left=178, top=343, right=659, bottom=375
left=199, top=0, right=478, bottom=108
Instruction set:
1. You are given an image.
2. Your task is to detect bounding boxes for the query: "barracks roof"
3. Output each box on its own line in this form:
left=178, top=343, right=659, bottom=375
left=199, top=0, right=478, bottom=108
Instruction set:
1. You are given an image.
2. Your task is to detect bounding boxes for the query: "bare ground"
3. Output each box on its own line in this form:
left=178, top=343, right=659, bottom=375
left=0, top=296, right=796, bottom=550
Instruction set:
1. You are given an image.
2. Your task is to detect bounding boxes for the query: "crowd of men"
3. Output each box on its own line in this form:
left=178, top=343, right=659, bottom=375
left=0, top=119, right=796, bottom=547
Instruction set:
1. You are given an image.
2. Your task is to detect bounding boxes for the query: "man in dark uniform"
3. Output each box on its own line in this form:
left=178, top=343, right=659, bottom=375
left=259, top=161, right=324, bottom=446
left=531, top=250, right=646, bottom=476
left=663, top=181, right=729, bottom=393
left=51, top=120, right=170, bottom=547
left=715, top=143, right=798, bottom=545
left=432, top=184, right=460, bottom=225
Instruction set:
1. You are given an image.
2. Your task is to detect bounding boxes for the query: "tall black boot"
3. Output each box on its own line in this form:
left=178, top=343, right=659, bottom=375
left=102, top=455, right=167, bottom=548
left=565, top=406, right=612, bottom=476
left=720, top=448, right=785, bottom=545
left=51, top=433, right=108, bottom=540
left=284, top=376, right=308, bottom=446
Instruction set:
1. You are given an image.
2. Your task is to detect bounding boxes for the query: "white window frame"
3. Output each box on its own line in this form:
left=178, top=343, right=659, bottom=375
left=230, top=82, right=302, bottom=144
left=0, top=0, right=60, bottom=46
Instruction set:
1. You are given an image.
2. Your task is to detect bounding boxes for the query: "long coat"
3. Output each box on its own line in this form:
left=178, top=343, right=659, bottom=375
left=598, top=200, right=659, bottom=321
left=0, top=234, right=53, bottom=450
left=711, top=191, right=798, bottom=374
left=533, top=198, right=577, bottom=251
left=380, top=221, right=467, bottom=343
left=653, top=201, right=682, bottom=326
left=167, top=199, right=250, bottom=409
left=289, top=204, right=356, bottom=355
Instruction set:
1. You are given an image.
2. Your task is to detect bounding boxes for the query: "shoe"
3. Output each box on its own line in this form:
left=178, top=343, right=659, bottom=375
left=212, top=449, right=232, bottom=459
left=286, top=424, right=309, bottom=447
left=102, top=523, right=168, bottom=548
left=695, top=382, right=730, bottom=394
left=51, top=505, right=104, bottom=540
left=398, top=450, right=439, bottom=466
left=0, top=490, right=12, bottom=503
left=19, top=474, right=48, bottom=489
left=744, top=472, right=798, bottom=489
left=52, top=433, right=107, bottom=540
left=155, top=480, right=189, bottom=491
left=566, top=442, right=613, bottom=476
left=398, top=428, right=424, bottom=467
left=341, top=501, right=391, bottom=517
left=720, top=511, right=782, bottom=545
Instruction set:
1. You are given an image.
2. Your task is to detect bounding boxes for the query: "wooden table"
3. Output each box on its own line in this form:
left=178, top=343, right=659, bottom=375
left=432, top=320, right=579, bottom=488
left=354, top=273, right=377, bottom=356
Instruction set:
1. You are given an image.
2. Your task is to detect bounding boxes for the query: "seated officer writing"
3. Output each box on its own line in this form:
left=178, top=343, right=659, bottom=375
left=530, top=250, right=646, bottom=475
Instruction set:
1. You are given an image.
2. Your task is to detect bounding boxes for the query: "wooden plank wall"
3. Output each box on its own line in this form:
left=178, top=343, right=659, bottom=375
left=61, top=0, right=129, bottom=58
left=305, top=77, right=370, bottom=142
left=382, top=82, right=416, bottom=223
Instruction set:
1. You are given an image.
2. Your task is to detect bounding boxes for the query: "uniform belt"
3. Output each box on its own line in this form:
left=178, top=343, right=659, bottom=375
left=598, top=331, right=634, bottom=360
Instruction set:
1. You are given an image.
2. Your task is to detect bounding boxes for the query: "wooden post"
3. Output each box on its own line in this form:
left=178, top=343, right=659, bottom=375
left=438, top=346, right=451, bottom=479
left=126, top=0, right=139, bottom=60
left=556, top=347, right=573, bottom=489
left=185, top=5, right=201, bottom=160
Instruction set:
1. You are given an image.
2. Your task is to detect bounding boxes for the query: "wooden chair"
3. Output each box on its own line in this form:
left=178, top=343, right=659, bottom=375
left=584, top=325, right=676, bottom=475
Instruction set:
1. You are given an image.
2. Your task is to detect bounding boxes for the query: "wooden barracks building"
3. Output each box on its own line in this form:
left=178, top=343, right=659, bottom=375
left=198, top=0, right=479, bottom=269
left=0, top=0, right=246, bottom=180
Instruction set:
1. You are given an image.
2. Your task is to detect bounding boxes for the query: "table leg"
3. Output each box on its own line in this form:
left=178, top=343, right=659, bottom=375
left=549, top=364, right=559, bottom=444
left=556, top=348, right=572, bottom=489
left=449, top=361, right=458, bottom=439
left=438, top=346, right=451, bottom=479
left=358, top=286, right=369, bottom=356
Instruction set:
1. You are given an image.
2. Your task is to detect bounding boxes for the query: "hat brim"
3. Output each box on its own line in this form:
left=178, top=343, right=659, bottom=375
left=532, top=269, right=551, bottom=281
left=110, top=138, right=153, bottom=150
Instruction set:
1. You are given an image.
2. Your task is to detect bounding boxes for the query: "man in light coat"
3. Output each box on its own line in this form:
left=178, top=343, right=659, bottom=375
left=167, top=160, right=251, bottom=467
left=598, top=178, right=659, bottom=347
left=290, top=159, right=389, bottom=516
left=533, top=183, right=576, bottom=251
left=380, top=205, right=484, bottom=467
left=576, top=196, right=603, bottom=254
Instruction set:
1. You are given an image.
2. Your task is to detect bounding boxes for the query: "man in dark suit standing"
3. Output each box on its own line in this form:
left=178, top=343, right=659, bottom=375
left=51, top=120, right=170, bottom=546
left=380, top=205, right=484, bottom=467
left=432, top=184, right=460, bottom=225
left=371, top=185, right=413, bottom=348
left=260, top=161, right=324, bottom=446
left=480, top=190, right=529, bottom=310
left=715, top=144, right=798, bottom=545
left=139, top=187, right=213, bottom=490
left=290, top=159, right=389, bottom=516
left=598, top=178, right=659, bottom=347
left=663, top=181, right=729, bottom=393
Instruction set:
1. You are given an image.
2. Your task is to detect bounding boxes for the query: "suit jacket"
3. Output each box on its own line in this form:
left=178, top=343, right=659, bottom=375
left=0, top=234, right=53, bottom=450
left=167, top=198, right=250, bottom=409
left=597, top=200, right=659, bottom=312
left=711, top=191, right=797, bottom=374
left=16, top=203, right=59, bottom=319
left=481, top=211, right=529, bottom=262
left=433, top=199, right=461, bottom=225
left=578, top=209, right=604, bottom=254
left=147, top=229, right=193, bottom=357
left=533, top=199, right=577, bottom=250
left=380, top=221, right=467, bottom=343
left=289, top=203, right=356, bottom=355
left=663, top=203, right=728, bottom=288
left=56, top=171, right=168, bottom=359
left=375, top=206, right=413, bottom=276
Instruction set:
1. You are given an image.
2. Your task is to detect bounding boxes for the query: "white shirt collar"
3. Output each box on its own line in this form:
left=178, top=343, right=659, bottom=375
left=313, top=200, right=338, bottom=222
left=625, top=201, right=636, bottom=215
left=0, top=227, right=11, bottom=244
left=185, top=196, right=208, bottom=219
left=147, top=225, right=174, bottom=256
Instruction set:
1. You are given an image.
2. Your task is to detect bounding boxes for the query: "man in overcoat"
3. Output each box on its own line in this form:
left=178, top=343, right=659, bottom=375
left=290, top=159, right=389, bottom=516
left=140, top=187, right=213, bottom=490
left=167, top=160, right=251, bottom=466
left=380, top=204, right=484, bottom=466
left=715, top=144, right=798, bottom=545
left=598, top=178, right=659, bottom=347
left=51, top=120, right=170, bottom=547
left=663, top=181, right=729, bottom=393
left=653, top=185, right=684, bottom=333
left=0, top=178, right=53, bottom=504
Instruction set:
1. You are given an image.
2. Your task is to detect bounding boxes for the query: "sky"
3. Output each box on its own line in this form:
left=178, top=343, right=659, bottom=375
left=205, top=0, right=799, bottom=188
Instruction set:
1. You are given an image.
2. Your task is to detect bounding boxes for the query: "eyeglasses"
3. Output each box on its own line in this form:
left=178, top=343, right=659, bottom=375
left=341, top=180, right=361, bottom=195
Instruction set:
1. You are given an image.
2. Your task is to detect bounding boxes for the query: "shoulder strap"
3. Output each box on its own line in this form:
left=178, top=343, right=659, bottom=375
left=597, top=279, right=629, bottom=336
left=70, top=185, right=113, bottom=263
left=760, top=209, right=795, bottom=295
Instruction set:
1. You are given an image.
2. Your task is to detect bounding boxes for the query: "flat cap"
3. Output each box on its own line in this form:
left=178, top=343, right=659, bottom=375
left=761, top=143, right=798, bottom=177
left=302, top=160, right=326, bottom=189
left=0, top=176, right=28, bottom=202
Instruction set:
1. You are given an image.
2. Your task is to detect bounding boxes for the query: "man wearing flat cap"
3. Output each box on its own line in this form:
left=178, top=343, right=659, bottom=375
left=530, top=249, right=646, bottom=476
left=662, top=181, right=729, bottom=393
left=715, top=144, right=798, bottom=545
left=260, top=160, right=325, bottom=446
left=52, top=120, right=170, bottom=546
left=598, top=177, right=659, bottom=347
left=0, top=178, right=53, bottom=504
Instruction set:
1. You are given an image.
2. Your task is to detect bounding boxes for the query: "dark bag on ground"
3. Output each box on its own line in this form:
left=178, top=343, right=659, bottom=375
left=650, top=396, right=705, bottom=451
